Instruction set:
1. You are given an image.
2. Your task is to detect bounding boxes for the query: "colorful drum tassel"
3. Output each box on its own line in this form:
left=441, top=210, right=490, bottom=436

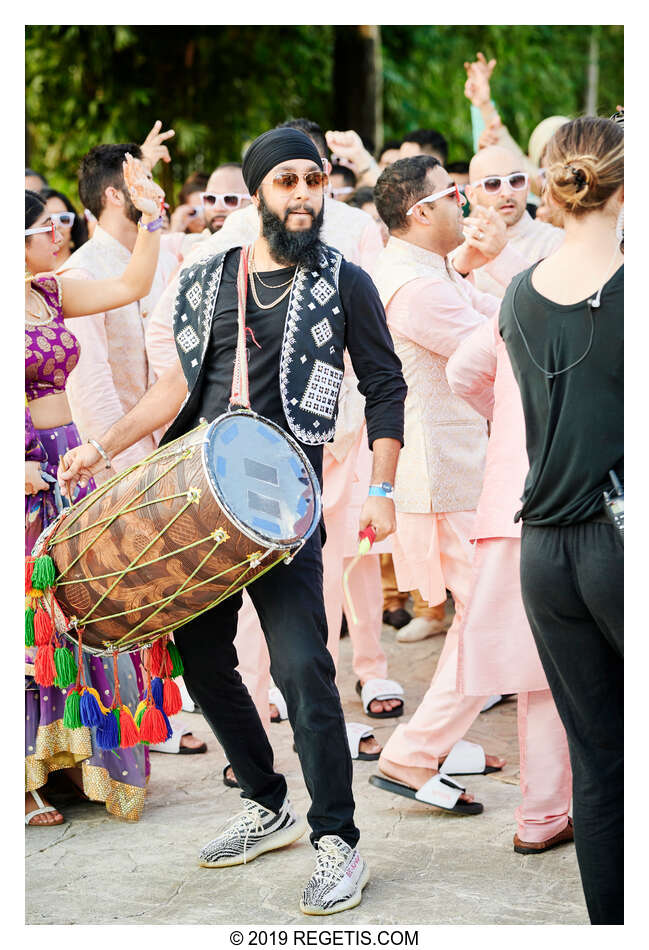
left=33, top=605, right=53, bottom=646
left=63, top=687, right=83, bottom=729
left=25, top=607, right=35, bottom=647
left=30, top=554, right=56, bottom=592
left=79, top=686, right=108, bottom=728
left=167, top=641, right=184, bottom=678
left=118, top=705, right=140, bottom=748
left=53, top=645, right=78, bottom=689
left=138, top=704, right=170, bottom=744
left=34, top=642, right=56, bottom=687
left=96, top=708, right=120, bottom=750
left=151, top=676, right=165, bottom=711
left=162, top=677, right=182, bottom=716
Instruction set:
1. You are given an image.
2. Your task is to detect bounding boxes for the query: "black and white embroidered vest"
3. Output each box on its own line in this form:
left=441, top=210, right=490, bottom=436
left=171, top=245, right=346, bottom=445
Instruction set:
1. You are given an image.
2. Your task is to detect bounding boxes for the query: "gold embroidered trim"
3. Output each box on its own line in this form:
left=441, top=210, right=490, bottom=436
left=81, top=762, right=146, bottom=821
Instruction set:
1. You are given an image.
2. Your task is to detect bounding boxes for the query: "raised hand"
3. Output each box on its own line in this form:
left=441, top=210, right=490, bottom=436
left=463, top=51, right=497, bottom=108
left=478, top=116, right=502, bottom=150
left=325, top=129, right=367, bottom=170
left=122, top=152, right=165, bottom=217
left=140, top=119, right=175, bottom=172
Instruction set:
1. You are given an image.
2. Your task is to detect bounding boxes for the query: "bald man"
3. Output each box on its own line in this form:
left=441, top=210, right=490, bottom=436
left=452, top=146, right=564, bottom=298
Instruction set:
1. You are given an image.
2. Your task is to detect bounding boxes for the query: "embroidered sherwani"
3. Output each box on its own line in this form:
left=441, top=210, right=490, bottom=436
left=447, top=315, right=572, bottom=842
left=372, top=236, right=497, bottom=771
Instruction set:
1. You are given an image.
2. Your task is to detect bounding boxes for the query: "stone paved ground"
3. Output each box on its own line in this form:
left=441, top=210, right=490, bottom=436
left=26, top=610, right=587, bottom=925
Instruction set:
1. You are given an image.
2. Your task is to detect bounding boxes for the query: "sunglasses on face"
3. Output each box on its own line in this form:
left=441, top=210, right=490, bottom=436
left=270, top=170, right=329, bottom=192
left=25, top=219, right=58, bottom=241
left=472, top=172, right=529, bottom=194
left=200, top=192, right=250, bottom=211
left=406, top=183, right=466, bottom=216
left=50, top=211, right=76, bottom=229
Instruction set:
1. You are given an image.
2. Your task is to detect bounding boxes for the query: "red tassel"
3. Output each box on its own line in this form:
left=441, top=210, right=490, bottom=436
left=34, top=606, right=53, bottom=646
left=162, top=678, right=182, bottom=716
left=34, top=642, right=56, bottom=687
left=118, top=705, right=140, bottom=747
left=149, top=638, right=165, bottom=677
left=138, top=705, right=169, bottom=744
left=25, top=557, right=34, bottom=594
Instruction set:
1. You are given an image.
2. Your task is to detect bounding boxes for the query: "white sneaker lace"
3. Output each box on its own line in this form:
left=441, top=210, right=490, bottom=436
left=220, top=799, right=270, bottom=865
left=313, top=837, right=347, bottom=884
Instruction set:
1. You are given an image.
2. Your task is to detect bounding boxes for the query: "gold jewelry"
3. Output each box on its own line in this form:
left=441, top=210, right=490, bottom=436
left=249, top=255, right=293, bottom=290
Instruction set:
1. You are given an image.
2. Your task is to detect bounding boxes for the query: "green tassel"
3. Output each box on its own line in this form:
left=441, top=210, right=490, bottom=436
left=25, top=607, right=35, bottom=647
left=54, top=646, right=78, bottom=689
left=31, top=554, right=56, bottom=591
left=63, top=689, right=83, bottom=729
left=167, top=641, right=184, bottom=678
left=134, top=701, right=147, bottom=728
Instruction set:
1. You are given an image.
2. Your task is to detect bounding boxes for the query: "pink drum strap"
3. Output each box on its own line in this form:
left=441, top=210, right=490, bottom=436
left=230, top=245, right=251, bottom=409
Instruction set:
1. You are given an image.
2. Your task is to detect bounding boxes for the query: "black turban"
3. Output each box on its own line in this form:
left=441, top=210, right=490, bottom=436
left=242, top=128, right=323, bottom=196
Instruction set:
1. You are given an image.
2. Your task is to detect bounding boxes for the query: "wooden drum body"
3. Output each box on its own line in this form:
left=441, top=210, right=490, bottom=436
left=37, top=411, right=321, bottom=654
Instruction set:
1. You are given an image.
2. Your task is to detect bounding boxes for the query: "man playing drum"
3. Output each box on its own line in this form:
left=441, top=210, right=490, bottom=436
left=59, top=128, right=406, bottom=916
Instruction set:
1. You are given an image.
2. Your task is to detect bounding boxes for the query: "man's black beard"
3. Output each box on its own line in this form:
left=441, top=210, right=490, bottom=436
left=258, top=189, right=324, bottom=271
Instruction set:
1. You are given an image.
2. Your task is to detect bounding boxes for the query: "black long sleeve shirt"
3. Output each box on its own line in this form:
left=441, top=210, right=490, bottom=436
left=189, top=248, right=406, bottom=485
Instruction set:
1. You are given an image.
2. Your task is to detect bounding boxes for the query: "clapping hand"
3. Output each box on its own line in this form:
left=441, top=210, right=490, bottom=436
left=140, top=119, right=175, bottom=172
left=122, top=153, right=165, bottom=217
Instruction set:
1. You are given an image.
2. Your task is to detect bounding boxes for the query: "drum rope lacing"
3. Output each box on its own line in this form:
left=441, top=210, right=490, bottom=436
left=41, top=429, right=290, bottom=655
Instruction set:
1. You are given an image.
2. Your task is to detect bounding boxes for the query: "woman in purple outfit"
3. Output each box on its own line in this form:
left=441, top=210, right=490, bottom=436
left=25, top=158, right=164, bottom=825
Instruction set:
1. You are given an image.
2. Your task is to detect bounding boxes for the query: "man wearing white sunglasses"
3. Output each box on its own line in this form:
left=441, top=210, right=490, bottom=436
left=453, top=145, right=563, bottom=298
left=200, top=163, right=251, bottom=233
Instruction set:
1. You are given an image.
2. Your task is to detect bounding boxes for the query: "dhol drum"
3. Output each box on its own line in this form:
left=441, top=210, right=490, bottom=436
left=33, top=410, right=321, bottom=654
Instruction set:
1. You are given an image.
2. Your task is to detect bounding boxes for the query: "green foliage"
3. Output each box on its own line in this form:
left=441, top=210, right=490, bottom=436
left=26, top=25, right=623, bottom=201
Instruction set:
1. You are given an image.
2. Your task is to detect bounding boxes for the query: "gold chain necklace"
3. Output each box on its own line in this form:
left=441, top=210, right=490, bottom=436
left=248, top=250, right=295, bottom=310
left=250, top=255, right=294, bottom=290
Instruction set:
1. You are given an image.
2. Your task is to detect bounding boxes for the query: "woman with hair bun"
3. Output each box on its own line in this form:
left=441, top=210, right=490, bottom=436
left=499, top=116, right=624, bottom=925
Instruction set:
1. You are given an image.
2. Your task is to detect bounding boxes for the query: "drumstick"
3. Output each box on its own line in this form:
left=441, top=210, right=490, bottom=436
left=342, top=525, right=377, bottom=625
left=58, top=454, right=71, bottom=502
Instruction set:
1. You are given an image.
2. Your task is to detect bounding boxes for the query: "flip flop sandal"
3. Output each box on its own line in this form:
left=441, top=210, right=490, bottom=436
left=369, top=773, right=483, bottom=816
left=269, top=686, right=289, bottom=724
left=25, top=789, right=65, bottom=826
left=355, top=678, right=404, bottom=720
left=439, top=739, right=503, bottom=776
left=222, top=764, right=240, bottom=789
left=292, top=722, right=380, bottom=761
left=178, top=737, right=208, bottom=754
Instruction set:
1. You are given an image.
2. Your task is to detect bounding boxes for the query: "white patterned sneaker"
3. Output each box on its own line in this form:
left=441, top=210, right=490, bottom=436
left=199, top=797, right=306, bottom=868
left=300, top=834, right=370, bottom=915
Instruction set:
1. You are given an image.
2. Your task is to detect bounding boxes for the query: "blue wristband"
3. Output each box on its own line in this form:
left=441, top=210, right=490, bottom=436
left=368, top=483, right=394, bottom=498
left=138, top=215, right=164, bottom=233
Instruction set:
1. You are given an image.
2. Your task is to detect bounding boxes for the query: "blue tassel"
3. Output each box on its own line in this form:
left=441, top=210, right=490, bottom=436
left=96, top=708, right=120, bottom=750
left=151, top=676, right=164, bottom=711
left=79, top=688, right=105, bottom=728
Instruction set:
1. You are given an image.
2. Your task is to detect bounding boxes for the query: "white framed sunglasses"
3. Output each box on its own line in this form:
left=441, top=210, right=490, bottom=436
left=25, top=220, right=57, bottom=240
left=201, top=191, right=250, bottom=211
left=330, top=186, right=354, bottom=198
left=406, top=183, right=466, bottom=216
left=471, top=172, right=529, bottom=194
left=50, top=211, right=76, bottom=229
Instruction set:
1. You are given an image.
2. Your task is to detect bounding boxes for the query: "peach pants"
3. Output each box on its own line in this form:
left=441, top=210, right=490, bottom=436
left=385, top=511, right=572, bottom=841
left=383, top=510, right=488, bottom=769
left=234, top=440, right=387, bottom=734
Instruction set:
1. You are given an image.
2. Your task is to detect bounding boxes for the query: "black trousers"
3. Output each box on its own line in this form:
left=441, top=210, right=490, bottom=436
left=173, top=530, right=359, bottom=849
left=520, top=519, right=623, bottom=925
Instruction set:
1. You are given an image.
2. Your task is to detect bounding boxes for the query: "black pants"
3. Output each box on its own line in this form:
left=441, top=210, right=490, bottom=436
left=520, top=519, right=623, bottom=925
left=174, top=531, right=358, bottom=849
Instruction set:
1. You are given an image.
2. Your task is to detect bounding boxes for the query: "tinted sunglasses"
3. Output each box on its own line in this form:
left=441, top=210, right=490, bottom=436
left=472, top=172, right=529, bottom=194
left=50, top=211, right=76, bottom=229
left=271, top=171, right=329, bottom=191
left=201, top=192, right=250, bottom=211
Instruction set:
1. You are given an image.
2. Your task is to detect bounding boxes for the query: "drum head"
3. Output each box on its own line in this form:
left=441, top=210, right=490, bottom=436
left=203, top=411, right=321, bottom=548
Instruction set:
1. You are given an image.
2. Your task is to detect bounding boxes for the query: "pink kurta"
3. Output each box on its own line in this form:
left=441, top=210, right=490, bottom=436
left=446, top=316, right=549, bottom=694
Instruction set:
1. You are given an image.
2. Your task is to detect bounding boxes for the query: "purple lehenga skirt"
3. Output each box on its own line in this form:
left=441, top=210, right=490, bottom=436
left=25, top=416, right=150, bottom=820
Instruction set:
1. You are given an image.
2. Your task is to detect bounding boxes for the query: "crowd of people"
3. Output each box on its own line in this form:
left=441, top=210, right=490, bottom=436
left=25, top=51, right=623, bottom=924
